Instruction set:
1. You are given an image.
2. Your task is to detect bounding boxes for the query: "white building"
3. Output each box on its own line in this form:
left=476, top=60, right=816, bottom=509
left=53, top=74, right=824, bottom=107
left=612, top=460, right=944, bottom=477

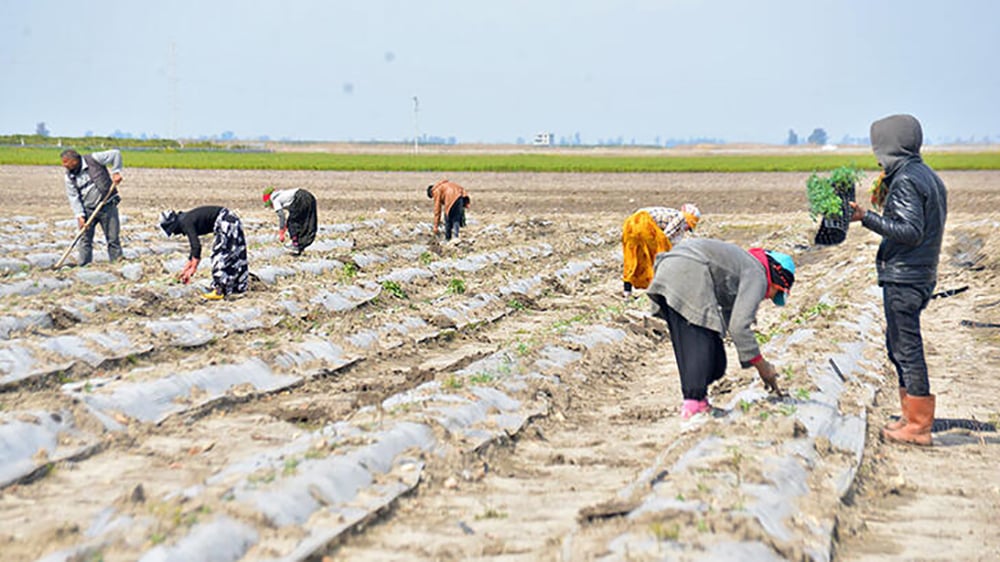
left=533, top=132, right=554, bottom=146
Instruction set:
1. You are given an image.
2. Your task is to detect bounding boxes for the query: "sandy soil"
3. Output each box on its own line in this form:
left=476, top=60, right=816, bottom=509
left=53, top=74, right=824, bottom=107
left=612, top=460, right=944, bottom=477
left=0, top=164, right=998, bottom=561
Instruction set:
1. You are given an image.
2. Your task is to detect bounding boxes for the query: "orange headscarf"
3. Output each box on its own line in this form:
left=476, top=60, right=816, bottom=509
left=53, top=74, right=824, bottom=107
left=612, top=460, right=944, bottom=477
left=621, top=210, right=672, bottom=290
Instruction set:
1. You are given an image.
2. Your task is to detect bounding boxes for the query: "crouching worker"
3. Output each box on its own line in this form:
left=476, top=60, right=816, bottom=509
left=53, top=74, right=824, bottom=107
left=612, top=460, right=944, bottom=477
left=646, top=238, right=795, bottom=418
left=262, top=186, right=318, bottom=255
left=427, top=179, right=470, bottom=241
left=159, top=206, right=249, bottom=300
left=622, top=204, right=700, bottom=298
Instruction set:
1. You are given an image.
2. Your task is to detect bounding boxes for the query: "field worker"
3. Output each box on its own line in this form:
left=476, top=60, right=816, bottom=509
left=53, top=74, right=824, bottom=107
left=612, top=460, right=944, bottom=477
left=645, top=238, right=794, bottom=418
left=427, top=179, right=470, bottom=241
left=262, top=186, right=318, bottom=256
left=61, top=148, right=124, bottom=266
left=622, top=204, right=700, bottom=298
left=849, top=114, right=947, bottom=447
left=159, top=206, right=249, bottom=301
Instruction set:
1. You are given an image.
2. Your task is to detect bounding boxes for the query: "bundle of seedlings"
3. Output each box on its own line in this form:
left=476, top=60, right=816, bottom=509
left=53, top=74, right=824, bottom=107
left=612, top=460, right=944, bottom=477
left=806, top=165, right=863, bottom=245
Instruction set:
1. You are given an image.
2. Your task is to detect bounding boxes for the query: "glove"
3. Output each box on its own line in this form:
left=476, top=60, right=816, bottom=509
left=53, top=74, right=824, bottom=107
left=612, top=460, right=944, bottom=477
left=177, top=257, right=200, bottom=284
left=278, top=227, right=287, bottom=242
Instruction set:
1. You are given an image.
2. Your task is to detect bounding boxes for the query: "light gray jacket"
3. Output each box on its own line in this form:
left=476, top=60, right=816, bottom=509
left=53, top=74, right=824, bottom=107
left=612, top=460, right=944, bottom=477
left=64, top=149, right=122, bottom=217
left=646, top=238, right=767, bottom=367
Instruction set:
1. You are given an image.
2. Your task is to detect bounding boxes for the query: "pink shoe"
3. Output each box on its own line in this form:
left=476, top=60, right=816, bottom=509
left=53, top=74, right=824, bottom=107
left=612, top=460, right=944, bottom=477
left=681, top=399, right=711, bottom=419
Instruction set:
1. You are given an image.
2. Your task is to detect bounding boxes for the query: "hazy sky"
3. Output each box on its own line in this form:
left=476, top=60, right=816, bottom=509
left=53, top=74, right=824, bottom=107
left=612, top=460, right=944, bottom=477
left=2, top=0, right=998, bottom=145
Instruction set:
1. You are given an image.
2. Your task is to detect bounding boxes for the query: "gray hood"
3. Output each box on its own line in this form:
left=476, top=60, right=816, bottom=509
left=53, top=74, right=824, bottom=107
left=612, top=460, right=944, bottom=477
left=870, top=114, right=923, bottom=173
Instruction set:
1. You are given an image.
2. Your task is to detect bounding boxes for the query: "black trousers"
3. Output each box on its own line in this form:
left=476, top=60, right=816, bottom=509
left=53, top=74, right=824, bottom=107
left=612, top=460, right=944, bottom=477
left=662, top=304, right=727, bottom=400
left=444, top=201, right=465, bottom=240
left=883, top=282, right=933, bottom=396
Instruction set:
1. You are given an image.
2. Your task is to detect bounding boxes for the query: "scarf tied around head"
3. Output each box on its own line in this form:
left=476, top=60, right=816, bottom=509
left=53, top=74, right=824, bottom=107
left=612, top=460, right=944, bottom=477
left=622, top=210, right=672, bottom=290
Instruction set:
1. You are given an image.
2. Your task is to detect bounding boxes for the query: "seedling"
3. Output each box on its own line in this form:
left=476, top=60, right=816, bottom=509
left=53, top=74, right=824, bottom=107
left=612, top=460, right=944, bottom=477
left=419, top=251, right=434, bottom=265
left=339, top=262, right=358, bottom=283
left=149, top=531, right=166, bottom=545
left=794, top=388, right=811, bottom=400
left=447, top=278, right=466, bottom=295
left=778, top=404, right=798, bottom=416
left=469, top=373, right=495, bottom=385
left=507, top=299, right=526, bottom=311
left=380, top=280, right=407, bottom=299
left=474, top=507, right=508, bottom=520
left=443, top=375, right=463, bottom=389
left=738, top=399, right=752, bottom=413
left=649, top=521, right=680, bottom=541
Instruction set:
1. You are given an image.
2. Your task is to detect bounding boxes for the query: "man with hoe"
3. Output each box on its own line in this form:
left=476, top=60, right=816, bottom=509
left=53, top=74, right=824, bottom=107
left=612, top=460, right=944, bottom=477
left=61, top=148, right=124, bottom=266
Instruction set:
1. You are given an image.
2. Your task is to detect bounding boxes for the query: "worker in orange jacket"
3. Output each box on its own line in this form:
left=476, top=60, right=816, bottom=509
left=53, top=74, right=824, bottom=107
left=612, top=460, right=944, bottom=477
left=427, top=180, right=470, bottom=241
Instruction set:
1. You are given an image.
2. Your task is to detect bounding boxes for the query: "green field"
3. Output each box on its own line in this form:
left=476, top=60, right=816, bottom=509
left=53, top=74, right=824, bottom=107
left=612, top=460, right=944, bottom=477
left=3, top=144, right=1000, bottom=173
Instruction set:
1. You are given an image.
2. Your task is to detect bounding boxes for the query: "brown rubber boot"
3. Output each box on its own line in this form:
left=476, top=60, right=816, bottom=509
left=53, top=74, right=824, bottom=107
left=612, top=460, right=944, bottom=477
left=883, top=394, right=934, bottom=446
left=885, top=387, right=908, bottom=431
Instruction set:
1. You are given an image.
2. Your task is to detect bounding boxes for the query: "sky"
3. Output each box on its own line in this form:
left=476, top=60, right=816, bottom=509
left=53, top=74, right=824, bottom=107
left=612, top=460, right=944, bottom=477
left=2, top=0, right=999, bottom=145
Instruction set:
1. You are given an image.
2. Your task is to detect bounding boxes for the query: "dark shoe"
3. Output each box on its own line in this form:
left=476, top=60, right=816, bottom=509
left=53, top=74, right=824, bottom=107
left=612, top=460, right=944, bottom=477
left=883, top=394, right=934, bottom=446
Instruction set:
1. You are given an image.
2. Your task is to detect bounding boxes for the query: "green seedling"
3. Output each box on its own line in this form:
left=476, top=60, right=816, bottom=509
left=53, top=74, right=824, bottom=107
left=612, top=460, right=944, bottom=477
left=469, top=373, right=495, bottom=385
left=419, top=251, right=434, bottom=265
left=380, top=280, right=407, bottom=299
left=149, top=531, right=167, bottom=545
left=443, top=375, right=463, bottom=389
left=649, top=521, right=680, bottom=541
left=339, top=262, right=358, bottom=283
left=739, top=399, right=752, bottom=413
left=447, top=278, right=466, bottom=295
left=474, top=507, right=508, bottom=520
left=794, top=388, right=810, bottom=400
left=283, top=457, right=300, bottom=476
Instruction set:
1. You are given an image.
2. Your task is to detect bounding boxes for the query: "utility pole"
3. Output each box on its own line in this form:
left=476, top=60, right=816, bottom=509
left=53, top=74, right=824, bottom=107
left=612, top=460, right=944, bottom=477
left=168, top=41, right=179, bottom=143
left=412, top=96, right=420, bottom=154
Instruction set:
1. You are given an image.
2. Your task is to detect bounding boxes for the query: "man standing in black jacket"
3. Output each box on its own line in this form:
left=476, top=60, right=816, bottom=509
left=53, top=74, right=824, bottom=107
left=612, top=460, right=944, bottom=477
left=850, top=114, right=948, bottom=446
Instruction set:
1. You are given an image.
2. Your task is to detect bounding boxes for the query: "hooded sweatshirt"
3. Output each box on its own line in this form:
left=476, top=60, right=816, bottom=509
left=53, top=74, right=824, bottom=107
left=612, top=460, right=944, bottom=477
left=862, top=114, right=948, bottom=285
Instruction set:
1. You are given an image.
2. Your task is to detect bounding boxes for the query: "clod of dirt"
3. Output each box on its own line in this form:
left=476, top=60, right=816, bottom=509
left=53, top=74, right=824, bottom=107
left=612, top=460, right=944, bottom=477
left=130, top=484, right=146, bottom=504
left=577, top=498, right=641, bottom=524
left=49, top=306, right=83, bottom=330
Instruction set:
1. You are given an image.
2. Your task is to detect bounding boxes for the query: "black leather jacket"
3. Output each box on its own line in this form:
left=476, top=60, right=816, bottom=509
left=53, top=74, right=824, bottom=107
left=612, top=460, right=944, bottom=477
left=861, top=155, right=947, bottom=286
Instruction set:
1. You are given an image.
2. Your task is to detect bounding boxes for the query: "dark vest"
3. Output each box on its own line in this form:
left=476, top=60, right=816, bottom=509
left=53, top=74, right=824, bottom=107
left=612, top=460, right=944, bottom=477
left=71, top=155, right=118, bottom=210
left=83, top=154, right=113, bottom=198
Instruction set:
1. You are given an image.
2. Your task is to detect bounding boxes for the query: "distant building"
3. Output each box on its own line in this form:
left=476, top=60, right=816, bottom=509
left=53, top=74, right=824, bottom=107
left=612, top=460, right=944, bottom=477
left=533, top=132, right=554, bottom=146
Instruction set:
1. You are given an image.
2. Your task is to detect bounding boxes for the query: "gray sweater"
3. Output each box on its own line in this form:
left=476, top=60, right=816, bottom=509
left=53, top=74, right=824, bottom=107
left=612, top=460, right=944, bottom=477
left=646, top=238, right=767, bottom=367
